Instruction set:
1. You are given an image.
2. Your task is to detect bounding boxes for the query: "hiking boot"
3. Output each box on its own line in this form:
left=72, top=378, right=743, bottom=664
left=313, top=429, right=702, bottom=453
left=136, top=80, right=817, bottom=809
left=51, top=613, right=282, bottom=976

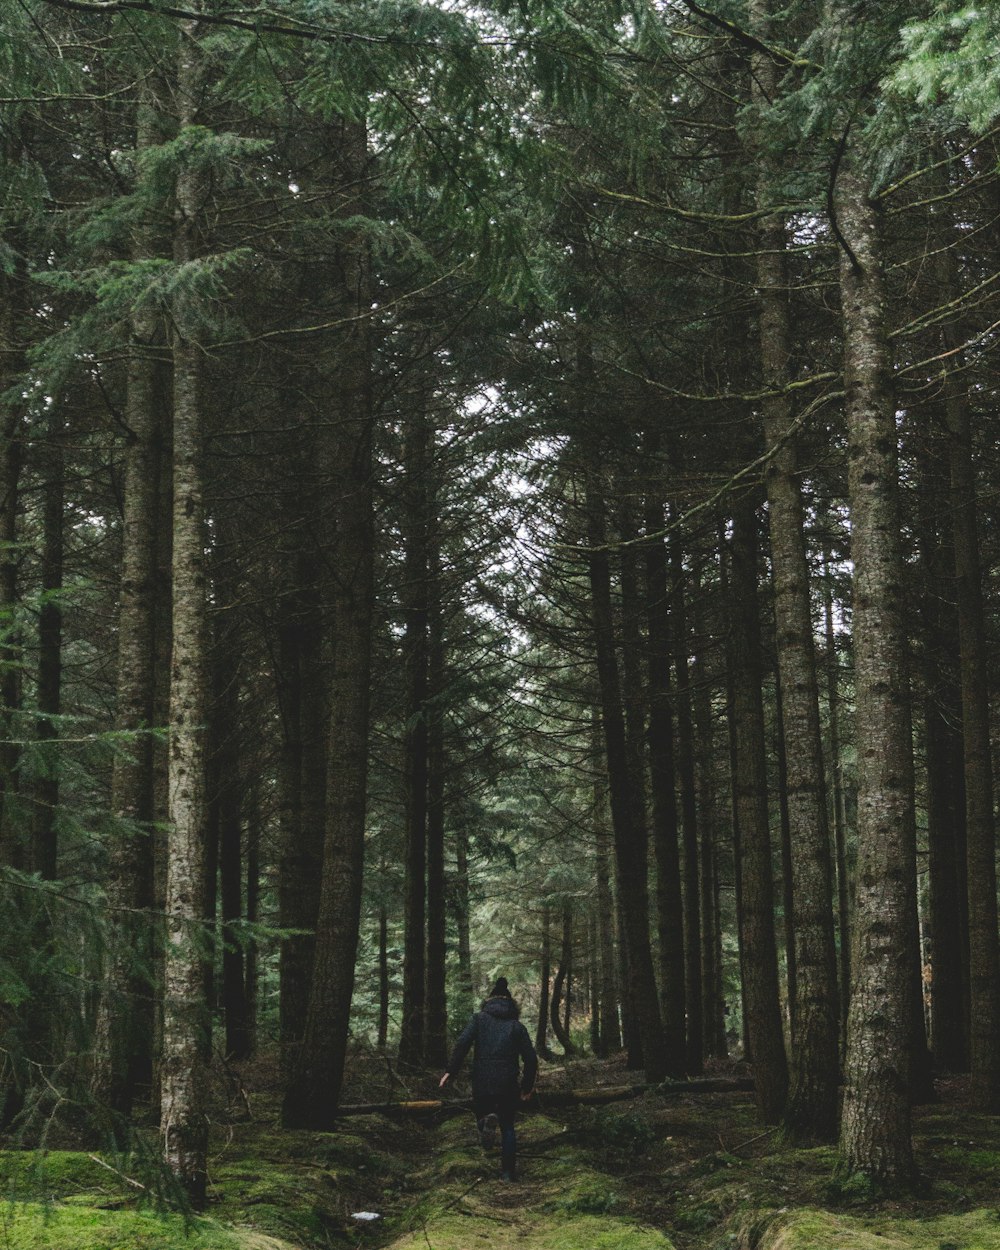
left=478, top=1112, right=499, bottom=1149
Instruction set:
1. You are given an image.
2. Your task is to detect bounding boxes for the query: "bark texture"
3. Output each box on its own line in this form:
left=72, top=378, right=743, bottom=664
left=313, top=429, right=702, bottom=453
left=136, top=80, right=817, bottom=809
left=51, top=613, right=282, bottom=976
left=160, top=12, right=211, bottom=1203
left=943, top=313, right=1000, bottom=1107
left=835, top=163, right=917, bottom=1185
left=750, top=12, right=840, bottom=1134
left=729, top=494, right=788, bottom=1123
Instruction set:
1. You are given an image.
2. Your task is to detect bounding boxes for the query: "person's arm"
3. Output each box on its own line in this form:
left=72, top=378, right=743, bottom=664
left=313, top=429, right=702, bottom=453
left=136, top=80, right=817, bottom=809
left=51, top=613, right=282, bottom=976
left=439, top=1014, right=477, bottom=1089
left=517, top=1022, right=538, bottom=1096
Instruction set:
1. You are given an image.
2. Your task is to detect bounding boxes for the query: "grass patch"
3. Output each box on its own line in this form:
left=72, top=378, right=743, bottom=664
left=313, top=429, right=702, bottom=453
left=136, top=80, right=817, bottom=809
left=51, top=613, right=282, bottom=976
left=384, top=1210, right=675, bottom=1250
left=750, top=1207, right=1000, bottom=1250
left=0, top=1202, right=293, bottom=1249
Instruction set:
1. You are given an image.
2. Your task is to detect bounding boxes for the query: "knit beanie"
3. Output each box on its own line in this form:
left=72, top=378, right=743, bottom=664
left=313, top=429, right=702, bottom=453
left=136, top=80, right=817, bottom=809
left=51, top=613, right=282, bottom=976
left=489, top=976, right=512, bottom=999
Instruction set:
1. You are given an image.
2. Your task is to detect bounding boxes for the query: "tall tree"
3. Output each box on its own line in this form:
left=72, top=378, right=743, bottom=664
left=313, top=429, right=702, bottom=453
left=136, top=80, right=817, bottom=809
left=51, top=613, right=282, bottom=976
left=728, top=492, right=788, bottom=1124
left=284, top=117, right=375, bottom=1127
left=750, top=0, right=839, bottom=1140
left=161, top=9, right=211, bottom=1202
left=834, top=142, right=917, bottom=1188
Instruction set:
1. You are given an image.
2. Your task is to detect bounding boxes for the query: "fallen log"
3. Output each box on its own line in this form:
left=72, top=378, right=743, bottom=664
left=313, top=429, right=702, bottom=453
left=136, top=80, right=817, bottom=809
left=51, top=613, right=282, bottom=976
left=333, top=1077, right=755, bottom=1118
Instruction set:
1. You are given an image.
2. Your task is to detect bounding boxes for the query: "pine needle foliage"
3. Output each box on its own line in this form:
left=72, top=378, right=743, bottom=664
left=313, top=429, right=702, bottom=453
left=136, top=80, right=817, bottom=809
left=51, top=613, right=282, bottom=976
left=893, top=5, right=1000, bottom=132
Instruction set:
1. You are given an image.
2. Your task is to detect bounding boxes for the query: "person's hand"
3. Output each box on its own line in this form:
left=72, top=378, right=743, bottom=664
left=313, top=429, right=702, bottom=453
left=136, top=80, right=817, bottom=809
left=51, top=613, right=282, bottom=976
left=520, top=1089, right=533, bottom=1102
left=439, top=1073, right=450, bottom=1090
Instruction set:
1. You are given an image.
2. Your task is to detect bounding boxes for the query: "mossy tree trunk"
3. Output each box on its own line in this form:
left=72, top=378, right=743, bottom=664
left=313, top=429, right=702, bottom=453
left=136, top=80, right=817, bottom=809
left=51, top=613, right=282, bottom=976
left=750, top=0, right=840, bottom=1139
left=913, top=413, right=968, bottom=1073
left=942, top=294, right=1000, bottom=1108
left=835, top=159, right=917, bottom=1186
left=92, top=80, right=168, bottom=1115
left=161, top=9, right=211, bottom=1205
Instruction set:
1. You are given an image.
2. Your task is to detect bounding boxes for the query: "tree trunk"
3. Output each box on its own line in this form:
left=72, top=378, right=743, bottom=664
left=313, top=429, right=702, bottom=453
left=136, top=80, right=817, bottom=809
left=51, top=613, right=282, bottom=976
left=454, top=824, right=474, bottom=1017
left=398, top=411, right=431, bottom=1071
left=721, top=528, right=751, bottom=1064
left=588, top=914, right=601, bottom=1053
left=729, top=494, right=788, bottom=1123
left=91, top=90, right=167, bottom=1106
left=0, top=257, right=26, bottom=865
left=946, top=357, right=1000, bottom=1107
left=424, top=509, right=448, bottom=1070
left=641, top=468, right=686, bottom=1075
left=283, top=119, right=374, bottom=1127
left=692, top=563, right=727, bottom=1060
left=821, top=536, right=852, bottom=1054
left=276, top=552, right=326, bottom=1076
left=583, top=444, right=667, bottom=1082
left=160, top=11, right=211, bottom=1204
left=835, top=160, right=917, bottom=1185
left=774, top=674, right=797, bottom=1038
left=750, top=0, right=839, bottom=1137
left=913, top=420, right=968, bottom=1072
left=377, top=905, right=389, bottom=1053
left=31, top=405, right=63, bottom=882
left=550, top=907, right=577, bottom=1057
left=244, top=779, right=260, bottom=1056
left=536, top=903, right=552, bottom=1058
left=671, top=529, right=703, bottom=1076
left=213, top=576, right=250, bottom=1062
left=593, top=725, right=621, bottom=1055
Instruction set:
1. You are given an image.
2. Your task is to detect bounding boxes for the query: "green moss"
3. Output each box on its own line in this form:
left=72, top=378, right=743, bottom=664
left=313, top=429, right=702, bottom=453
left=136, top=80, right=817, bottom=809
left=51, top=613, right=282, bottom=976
left=752, top=1206, right=1000, bottom=1250
left=540, top=1169, right=621, bottom=1215
left=0, top=1151, right=122, bottom=1199
left=211, top=1161, right=335, bottom=1243
left=0, top=1202, right=294, bottom=1249
left=671, top=1199, right=723, bottom=1233
left=385, top=1211, right=674, bottom=1250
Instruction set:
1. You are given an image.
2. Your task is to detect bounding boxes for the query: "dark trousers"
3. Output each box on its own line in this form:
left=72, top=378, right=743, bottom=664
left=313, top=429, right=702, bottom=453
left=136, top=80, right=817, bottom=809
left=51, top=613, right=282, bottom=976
left=473, top=1089, right=519, bottom=1174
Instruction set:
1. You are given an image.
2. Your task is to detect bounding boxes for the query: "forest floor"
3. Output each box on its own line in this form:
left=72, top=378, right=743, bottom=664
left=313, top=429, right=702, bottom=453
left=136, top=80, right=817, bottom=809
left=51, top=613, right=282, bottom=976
left=4, top=1053, right=1000, bottom=1249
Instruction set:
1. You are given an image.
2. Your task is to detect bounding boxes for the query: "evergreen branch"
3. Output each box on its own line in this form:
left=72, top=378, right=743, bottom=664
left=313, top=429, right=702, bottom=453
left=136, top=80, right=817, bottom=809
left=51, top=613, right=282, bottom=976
left=37, top=0, right=456, bottom=46
left=667, top=0, right=817, bottom=71
left=608, top=361, right=838, bottom=403
left=208, top=262, right=469, bottom=349
left=896, top=315, right=1000, bottom=377
left=0, top=85, right=141, bottom=103
left=874, top=122, right=1000, bottom=201
left=887, top=170, right=1000, bottom=217
left=889, top=270, right=1000, bottom=340
left=589, top=183, right=804, bottom=223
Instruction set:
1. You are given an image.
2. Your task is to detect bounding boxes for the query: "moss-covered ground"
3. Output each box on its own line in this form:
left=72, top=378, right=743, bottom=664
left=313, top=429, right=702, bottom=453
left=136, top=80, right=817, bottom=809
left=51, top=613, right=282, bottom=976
left=3, top=1059, right=1000, bottom=1249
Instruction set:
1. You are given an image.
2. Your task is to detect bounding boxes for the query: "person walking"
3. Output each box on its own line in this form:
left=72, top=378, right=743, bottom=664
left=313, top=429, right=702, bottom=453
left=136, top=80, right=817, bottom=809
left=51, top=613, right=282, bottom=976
left=439, top=977, right=537, bottom=1181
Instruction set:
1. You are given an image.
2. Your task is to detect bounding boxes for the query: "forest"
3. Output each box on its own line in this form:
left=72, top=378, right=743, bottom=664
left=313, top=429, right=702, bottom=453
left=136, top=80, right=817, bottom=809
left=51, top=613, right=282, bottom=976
left=1, top=0, right=1000, bottom=1247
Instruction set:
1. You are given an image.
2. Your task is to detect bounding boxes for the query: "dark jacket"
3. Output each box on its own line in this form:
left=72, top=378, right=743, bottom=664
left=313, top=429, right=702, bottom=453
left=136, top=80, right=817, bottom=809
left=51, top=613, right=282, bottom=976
left=447, top=996, right=538, bottom=1096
